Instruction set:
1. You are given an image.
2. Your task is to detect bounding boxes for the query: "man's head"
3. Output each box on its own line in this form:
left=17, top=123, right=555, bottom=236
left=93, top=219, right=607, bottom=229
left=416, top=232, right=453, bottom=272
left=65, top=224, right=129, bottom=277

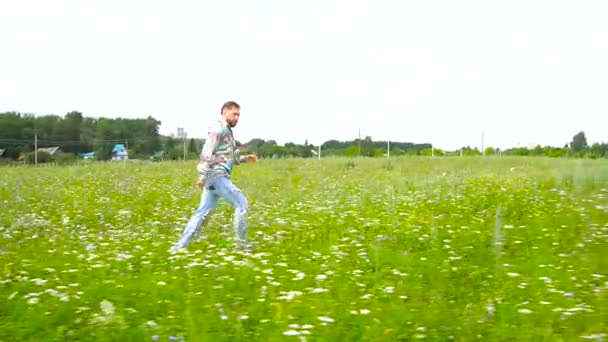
left=221, top=101, right=240, bottom=127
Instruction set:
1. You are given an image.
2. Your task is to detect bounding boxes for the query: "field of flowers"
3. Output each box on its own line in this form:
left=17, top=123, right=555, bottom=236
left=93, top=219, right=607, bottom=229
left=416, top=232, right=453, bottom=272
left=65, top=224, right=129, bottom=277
left=1, top=156, right=606, bottom=341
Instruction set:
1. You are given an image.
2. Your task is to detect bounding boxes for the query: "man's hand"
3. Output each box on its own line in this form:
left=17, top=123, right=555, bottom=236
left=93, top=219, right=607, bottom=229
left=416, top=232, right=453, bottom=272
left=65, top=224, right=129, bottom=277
left=245, top=154, right=257, bottom=163
left=195, top=179, right=204, bottom=189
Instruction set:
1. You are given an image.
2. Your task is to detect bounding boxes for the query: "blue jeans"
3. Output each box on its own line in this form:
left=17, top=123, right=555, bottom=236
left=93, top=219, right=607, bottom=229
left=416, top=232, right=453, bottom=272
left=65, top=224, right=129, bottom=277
left=176, top=176, right=249, bottom=248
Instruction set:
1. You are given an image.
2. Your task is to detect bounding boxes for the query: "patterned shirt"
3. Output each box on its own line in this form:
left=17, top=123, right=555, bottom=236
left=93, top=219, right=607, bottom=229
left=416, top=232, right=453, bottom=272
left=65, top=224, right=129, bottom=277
left=196, top=117, right=247, bottom=182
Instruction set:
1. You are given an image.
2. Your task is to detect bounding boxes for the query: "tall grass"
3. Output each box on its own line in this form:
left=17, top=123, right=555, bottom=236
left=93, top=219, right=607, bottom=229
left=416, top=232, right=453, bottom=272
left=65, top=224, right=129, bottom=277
left=1, top=156, right=606, bottom=341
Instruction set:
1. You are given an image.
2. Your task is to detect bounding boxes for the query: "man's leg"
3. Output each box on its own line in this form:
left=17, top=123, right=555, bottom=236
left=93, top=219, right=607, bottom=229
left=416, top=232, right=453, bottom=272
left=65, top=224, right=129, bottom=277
left=215, top=177, right=249, bottom=245
left=174, top=185, right=218, bottom=249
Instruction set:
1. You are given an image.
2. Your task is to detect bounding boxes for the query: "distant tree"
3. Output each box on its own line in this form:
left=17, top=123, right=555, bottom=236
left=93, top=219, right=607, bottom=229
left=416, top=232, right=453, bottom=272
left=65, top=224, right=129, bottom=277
left=460, top=146, right=482, bottom=156
left=419, top=148, right=433, bottom=156
left=259, top=140, right=278, bottom=158
left=570, top=131, right=588, bottom=152
left=246, top=138, right=266, bottom=155
left=588, top=142, right=608, bottom=159
left=188, top=138, right=197, bottom=153
left=391, top=147, right=405, bottom=156
left=513, top=147, right=529, bottom=156
left=345, top=145, right=358, bottom=157
left=532, top=145, right=544, bottom=156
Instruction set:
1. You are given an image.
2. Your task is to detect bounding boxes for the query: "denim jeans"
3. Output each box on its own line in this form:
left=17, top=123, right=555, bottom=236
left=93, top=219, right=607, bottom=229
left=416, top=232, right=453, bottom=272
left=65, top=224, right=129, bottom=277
left=176, top=176, right=248, bottom=248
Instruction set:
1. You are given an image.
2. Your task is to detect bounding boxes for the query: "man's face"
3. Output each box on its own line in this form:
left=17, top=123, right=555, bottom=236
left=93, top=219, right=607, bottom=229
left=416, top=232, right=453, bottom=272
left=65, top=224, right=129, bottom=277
left=222, top=107, right=240, bottom=127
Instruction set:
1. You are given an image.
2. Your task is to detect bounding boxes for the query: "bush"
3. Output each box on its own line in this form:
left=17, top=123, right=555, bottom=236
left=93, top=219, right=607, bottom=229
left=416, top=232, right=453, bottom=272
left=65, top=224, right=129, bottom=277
left=53, top=152, right=78, bottom=165
left=25, top=151, right=51, bottom=164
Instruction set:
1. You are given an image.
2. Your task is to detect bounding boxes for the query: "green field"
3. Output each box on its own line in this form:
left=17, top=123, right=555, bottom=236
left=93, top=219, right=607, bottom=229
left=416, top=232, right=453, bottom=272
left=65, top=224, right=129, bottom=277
left=1, top=157, right=606, bottom=341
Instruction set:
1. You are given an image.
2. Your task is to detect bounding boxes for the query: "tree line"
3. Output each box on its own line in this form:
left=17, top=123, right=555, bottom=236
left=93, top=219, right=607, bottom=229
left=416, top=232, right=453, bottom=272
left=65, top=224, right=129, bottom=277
left=0, top=111, right=161, bottom=162
left=1, top=112, right=606, bottom=164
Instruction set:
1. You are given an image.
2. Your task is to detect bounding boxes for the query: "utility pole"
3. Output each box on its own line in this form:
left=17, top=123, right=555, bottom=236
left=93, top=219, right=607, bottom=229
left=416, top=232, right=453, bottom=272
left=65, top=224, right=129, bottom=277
left=481, top=131, right=485, bottom=156
left=318, top=144, right=321, bottom=160
left=177, top=127, right=186, bottom=161
left=387, top=140, right=390, bottom=158
left=34, top=131, right=38, bottom=165
left=358, top=128, right=361, bottom=157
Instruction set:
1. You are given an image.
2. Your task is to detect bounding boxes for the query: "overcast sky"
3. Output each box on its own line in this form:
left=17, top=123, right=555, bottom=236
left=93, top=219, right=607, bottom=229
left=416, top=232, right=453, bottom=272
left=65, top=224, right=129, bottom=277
left=1, top=0, right=606, bottom=150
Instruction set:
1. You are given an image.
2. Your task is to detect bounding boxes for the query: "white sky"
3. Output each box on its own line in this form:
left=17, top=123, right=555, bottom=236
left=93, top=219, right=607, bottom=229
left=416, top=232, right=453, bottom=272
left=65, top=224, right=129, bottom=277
left=0, top=0, right=606, bottom=151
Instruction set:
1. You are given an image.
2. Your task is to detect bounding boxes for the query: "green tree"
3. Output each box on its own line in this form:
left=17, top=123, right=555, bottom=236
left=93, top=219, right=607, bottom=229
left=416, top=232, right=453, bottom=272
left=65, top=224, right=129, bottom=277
left=570, top=131, right=588, bottom=153
left=345, top=145, right=358, bottom=157
left=188, top=138, right=198, bottom=154
left=532, top=145, right=544, bottom=156
left=56, top=111, right=83, bottom=153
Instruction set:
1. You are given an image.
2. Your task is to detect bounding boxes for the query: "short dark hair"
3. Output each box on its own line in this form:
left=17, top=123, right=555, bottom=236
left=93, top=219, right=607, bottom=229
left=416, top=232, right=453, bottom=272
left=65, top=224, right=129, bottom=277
left=221, top=101, right=240, bottom=113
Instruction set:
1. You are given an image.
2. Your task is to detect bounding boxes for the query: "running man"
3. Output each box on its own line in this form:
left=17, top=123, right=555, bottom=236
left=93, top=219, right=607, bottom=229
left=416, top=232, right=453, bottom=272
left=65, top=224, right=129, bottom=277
left=170, top=101, right=257, bottom=252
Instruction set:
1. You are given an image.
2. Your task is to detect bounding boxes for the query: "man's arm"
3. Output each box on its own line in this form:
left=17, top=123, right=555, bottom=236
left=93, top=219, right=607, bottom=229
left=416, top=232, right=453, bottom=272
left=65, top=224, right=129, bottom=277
left=237, top=153, right=257, bottom=164
left=196, top=130, right=221, bottom=183
left=235, top=145, right=257, bottom=164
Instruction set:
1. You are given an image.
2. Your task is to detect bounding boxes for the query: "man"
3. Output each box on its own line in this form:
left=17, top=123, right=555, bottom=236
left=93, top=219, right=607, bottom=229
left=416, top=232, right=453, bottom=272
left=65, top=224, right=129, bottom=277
left=170, top=101, right=257, bottom=252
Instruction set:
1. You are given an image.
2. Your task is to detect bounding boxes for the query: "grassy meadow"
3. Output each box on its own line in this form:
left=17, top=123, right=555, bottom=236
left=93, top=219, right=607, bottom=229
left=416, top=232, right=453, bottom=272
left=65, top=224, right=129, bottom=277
left=0, top=156, right=606, bottom=341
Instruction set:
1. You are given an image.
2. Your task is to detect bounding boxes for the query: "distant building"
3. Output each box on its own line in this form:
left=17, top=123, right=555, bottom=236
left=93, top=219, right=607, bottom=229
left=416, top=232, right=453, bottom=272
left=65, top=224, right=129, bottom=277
left=37, top=146, right=62, bottom=155
left=150, top=150, right=166, bottom=161
left=112, top=144, right=129, bottom=160
left=80, top=151, right=96, bottom=160
left=0, top=148, right=8, bottom=162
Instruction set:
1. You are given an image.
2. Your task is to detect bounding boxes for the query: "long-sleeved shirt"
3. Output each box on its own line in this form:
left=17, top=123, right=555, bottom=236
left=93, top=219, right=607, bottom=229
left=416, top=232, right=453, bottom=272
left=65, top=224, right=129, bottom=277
left=196, top=117, right=247, bottom=182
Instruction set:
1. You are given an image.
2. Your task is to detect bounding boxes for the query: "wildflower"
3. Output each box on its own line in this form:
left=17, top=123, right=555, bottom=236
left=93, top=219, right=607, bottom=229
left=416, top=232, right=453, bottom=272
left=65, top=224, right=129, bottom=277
left=277, top=291, right=303, bottom=301
left=31, top=278, right=47, bottom=285
left=309, top=288, right=328, bottom=293
left=318, top=316, right=334, bottom=323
